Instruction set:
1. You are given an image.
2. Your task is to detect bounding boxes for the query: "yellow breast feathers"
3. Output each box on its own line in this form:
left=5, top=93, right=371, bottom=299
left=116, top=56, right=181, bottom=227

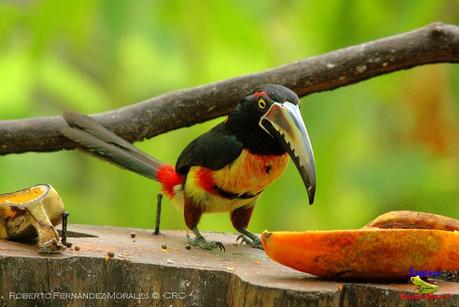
left=212, top=149, right=288, bottom=195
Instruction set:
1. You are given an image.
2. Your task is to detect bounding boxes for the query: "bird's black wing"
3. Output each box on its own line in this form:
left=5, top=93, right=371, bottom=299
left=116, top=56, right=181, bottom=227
left=176, top=123, right=243, bottom=175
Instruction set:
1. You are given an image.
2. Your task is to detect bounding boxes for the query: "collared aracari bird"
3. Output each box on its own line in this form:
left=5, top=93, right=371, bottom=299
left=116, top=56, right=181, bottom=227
left=60, top=84, right=316, bottom=250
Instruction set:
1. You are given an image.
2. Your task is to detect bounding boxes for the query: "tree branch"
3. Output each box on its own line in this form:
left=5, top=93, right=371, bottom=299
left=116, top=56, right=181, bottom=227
left=1, top=22, right=458, bottom=155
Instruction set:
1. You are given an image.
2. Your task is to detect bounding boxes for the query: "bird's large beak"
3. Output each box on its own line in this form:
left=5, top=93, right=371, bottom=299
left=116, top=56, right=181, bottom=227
left=259, top=102, right=316, bottom=204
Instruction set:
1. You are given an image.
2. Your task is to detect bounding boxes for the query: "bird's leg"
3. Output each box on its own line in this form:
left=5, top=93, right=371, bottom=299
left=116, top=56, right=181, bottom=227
left=186, top=227, right=225, bottom=251
left=230, top=204, right=262, bottom=249
left=184, top=196, right=225, bottom=251
left=235, top=228, right=263, bottom=249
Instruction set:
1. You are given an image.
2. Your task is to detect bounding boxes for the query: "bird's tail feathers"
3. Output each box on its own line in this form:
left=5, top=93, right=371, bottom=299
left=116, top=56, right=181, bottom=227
left=60, top=111, right=163, bottom=181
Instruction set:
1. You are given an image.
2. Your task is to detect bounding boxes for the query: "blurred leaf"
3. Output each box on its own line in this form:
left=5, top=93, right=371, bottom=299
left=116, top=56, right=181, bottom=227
left=0, top=48, right=33, bottom=118
left=38, top=55, right=110, bottom=113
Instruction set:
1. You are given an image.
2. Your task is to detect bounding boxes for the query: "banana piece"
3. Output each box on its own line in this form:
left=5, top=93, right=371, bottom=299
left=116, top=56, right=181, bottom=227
left=0, top=184, right=65, bottom=253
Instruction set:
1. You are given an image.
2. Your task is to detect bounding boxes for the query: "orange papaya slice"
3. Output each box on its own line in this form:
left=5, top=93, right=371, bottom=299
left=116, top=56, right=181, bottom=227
left=262, top=212, right=459, bottom=279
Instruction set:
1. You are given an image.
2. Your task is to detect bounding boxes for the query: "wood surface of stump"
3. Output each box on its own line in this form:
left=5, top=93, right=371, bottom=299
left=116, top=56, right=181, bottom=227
left=0, top=224, right=458, bottom=307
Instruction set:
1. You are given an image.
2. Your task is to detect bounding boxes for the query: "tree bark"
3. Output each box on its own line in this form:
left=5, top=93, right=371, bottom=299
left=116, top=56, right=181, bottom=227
left=0, top=22, right=458, bottom=155
left=1, top=225, right=458, bottom=306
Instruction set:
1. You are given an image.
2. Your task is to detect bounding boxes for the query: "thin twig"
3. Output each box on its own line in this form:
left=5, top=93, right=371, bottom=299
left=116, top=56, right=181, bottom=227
left=154, top=193, right=163, bottom=235
left=61, top=211, right=69, bottom=245
left=0, top=22, right=458, bottom=155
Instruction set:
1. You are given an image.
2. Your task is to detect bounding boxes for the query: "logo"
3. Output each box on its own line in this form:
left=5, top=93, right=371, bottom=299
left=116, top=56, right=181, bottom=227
left=408, top=267, right=442, bottom=278
left=410, top=275, right=439, bottom=294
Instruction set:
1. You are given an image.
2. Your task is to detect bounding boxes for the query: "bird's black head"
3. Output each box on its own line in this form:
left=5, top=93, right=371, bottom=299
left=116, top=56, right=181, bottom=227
left=253, top=84, right=300, bottom=106
left=226, top=84, right=316, bottom=204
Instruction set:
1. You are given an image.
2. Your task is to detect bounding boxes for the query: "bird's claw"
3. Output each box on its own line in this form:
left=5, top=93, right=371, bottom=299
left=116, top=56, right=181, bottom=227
left=187, top=234, right=225, bottom=251
left=236, top=234, right=263, bottom=249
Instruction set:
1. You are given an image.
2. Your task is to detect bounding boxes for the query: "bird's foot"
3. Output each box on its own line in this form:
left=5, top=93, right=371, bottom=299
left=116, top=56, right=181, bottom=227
left=186, top=233, right=225, bottom=251
left=236, top=234, right=263, bottom=249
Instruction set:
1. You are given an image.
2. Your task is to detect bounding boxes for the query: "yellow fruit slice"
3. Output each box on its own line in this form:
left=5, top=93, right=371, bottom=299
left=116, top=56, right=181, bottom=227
left=0, top=184, right=65, bottom=253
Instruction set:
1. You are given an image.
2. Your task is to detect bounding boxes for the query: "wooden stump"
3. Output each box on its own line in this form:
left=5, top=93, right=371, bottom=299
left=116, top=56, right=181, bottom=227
left=0, top=224, right=458, bottom=306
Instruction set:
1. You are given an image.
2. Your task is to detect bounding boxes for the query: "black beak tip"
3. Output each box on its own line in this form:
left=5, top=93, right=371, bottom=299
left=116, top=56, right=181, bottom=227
left=307, top=185, right=315, bottom=205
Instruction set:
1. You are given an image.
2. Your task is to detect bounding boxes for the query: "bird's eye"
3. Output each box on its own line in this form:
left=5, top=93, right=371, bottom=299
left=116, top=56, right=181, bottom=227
left=258, top=99, right=267, bottom=109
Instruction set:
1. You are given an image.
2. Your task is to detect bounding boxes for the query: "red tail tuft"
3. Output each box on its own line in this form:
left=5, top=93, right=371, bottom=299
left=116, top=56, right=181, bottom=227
left=156, top=164, right=184, bottom=198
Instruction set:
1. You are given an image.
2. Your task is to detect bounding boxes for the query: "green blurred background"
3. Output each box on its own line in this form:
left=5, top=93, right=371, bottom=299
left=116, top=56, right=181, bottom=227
left=0, top=1, right=458, bottom=233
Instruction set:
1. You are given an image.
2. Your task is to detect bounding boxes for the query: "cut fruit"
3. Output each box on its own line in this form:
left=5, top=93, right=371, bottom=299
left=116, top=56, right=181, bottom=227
left=262, top=229, right=459, bottom=279
left=365, top=210, right=459, bottom=232
left=0, top=184, right=65, bottom=253
left=261, top=211, right=459, bottom=279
